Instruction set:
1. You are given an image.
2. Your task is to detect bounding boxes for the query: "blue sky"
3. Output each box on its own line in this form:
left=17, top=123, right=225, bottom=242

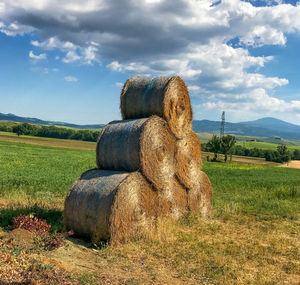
left=0, top=0, right=300, bottom=125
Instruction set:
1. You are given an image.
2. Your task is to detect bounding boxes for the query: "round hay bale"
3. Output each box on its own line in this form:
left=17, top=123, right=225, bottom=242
left=96, top=115, right=176, bottom=191
left=187, top=171, right=213, bottom=218
left=171, top=178, right=188, bottom=219
left=120, top=76, right=193, bottom=139
left=64, top=169, right=158, bottom=245
left=155, top=178, right=188, bottom=219
left=175, top=131, right=202, bottom=188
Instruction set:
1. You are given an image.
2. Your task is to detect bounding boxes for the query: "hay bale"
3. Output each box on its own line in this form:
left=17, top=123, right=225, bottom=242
left=156, top=178, right=188, bottom=219
left=187, top=171, right=213, bottom=218
left=120, top=76, right=193, bottom=139
left=96, top=115, right=176, bottom=191
left=171, top=178, right=188, bottom=218
left=175, top=131, right=202, bottom=188
left=64, top=169, right=159, bottom=245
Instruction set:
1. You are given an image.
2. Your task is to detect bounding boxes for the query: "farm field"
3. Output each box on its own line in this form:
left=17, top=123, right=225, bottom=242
left=3, top=130, right=300, bottom=152
left=236, top=140, right=300, bottom=151
left=196, top=132, right=300, bottom=150
left=0, top=139, right=299, bottom=284
left=0, top=131, right=284, bottom=167
left=0, top=131, right=96, bottom=150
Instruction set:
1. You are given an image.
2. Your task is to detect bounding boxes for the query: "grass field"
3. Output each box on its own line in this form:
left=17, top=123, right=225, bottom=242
left=196, top=132, right=300, bottom=150
left=236, top=140, right=300, bottom=151
left=2, top=130, right=300, bottom=152
left=0, top=131, right=96, bottom=150
left=0, top=139, right=299, bottom=284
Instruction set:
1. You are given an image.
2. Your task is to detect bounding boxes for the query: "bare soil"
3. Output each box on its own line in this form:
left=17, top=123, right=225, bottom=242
left=281, top=160, right=300, bottom=169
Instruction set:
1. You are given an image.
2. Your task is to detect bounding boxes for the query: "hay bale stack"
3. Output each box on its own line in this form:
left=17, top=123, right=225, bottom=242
left=120, top=76, right=193, bottom=139
left=156, top=178, right=188, bottom=219
left=175, top=131, right=202, bottom=189
left=96, top=115, right=176, bottom=191
left=64, top=75, right=213, bottom=245
left=187, top=171, right=213, bottom=218
left=64, top=169, right=159, bottom=245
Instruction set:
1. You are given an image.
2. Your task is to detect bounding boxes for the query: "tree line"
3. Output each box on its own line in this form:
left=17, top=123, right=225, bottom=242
left=0, top=122, right=100, bottom=142
left=1, top=122, right=299, bottom=161
left=202, top=135, right=299, bottom=163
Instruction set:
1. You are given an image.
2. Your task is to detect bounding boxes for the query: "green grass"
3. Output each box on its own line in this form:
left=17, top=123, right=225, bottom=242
left=196, top=132, right=300, bottom=150
left=0, top=140, right=299, bottom=225
left=203, top=162, right=300, bottom=220
left=0, top=130, right=64, bottom=140
left=236, top=140, right=300, bottom=151
left=0, top=139, right=299, bottom=284
left=0, top=141, right=96, bottom=230
left=0, top=141, right=95, bottom=198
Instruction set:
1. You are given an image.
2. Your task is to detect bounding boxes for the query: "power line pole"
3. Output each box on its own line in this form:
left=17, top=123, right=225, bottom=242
left=220, top=111, right=225, bottom=137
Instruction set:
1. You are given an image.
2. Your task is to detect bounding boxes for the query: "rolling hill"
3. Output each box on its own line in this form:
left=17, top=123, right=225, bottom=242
left=192, top=117, right=300, bottom=140
left=1, top=112, right=300, bottom=140
left=0, top=113, right=105, bottom=129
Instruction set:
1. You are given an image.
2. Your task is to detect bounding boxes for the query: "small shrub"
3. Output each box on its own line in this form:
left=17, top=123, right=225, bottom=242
left=12, top=214, right=51, bottom=237
left=45, top=233, right=65, bottom=250
left=12, top=215, right=74, bottom=250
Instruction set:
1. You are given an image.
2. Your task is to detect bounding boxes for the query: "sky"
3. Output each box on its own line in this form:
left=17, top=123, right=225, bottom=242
left=1, top=0, right=300, bottom=125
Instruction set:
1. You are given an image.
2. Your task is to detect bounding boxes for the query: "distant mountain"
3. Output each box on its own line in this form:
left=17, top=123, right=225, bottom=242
left=240, top=117, right=300, bottom=134
left=192, top=117, right=300, bottom=140
left=0, top=113, right=105, bottom=129
left=1, top=112, right=300, bottom=140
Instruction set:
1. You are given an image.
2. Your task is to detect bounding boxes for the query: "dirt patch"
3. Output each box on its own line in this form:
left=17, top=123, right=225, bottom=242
left=1, top=216, right=299, bottom=284
left=7, top=228, right=36, bottom=246
left=0, top=229, right=6, bottom=239
left=202, top=152, right=278, bottom=166
left=43, top=238, right=187, bottom=285
left=280, top=160, right=300, bottom=169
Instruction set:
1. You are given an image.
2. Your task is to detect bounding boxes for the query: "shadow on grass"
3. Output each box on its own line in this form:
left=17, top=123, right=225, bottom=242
left=0, top=204, right=63, bottom=232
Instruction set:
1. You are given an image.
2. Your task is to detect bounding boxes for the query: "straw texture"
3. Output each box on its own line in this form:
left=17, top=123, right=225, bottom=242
left=175, top=131, right=202, bottom=188
left=96, top=115, right=176, bottom=191
left=171, top=178, right=188, bottom=219
left=64, top=169, right=158, bottom=245
left=187, top=171, right=213, bottom=218
left=120, top=76, right=193, bottom=138
left=64, top=75, right=213, bottom=245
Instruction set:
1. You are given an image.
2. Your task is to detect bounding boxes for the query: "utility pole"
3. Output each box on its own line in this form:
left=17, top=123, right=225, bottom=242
left=220, top=111, right=225, bottom=137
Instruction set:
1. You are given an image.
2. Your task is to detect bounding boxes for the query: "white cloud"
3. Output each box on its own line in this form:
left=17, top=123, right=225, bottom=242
left=29, top=50, right=47, bottom=60
left=2, top=0, right=300, bottom=121
left=107, top=61, right=123, bottom=72
left=188, top=85, right=201, bottom=92
left=83, top=46, right=98, bottom=64
left=0, top=21, right=33, bottom=36
left=31, top=37, right=99, bottom=65
left=64, top=75, right=78, bottom=82
left=198, top=88, right=300, bottom=123
left=115, top=82, right=123, bottom=87
left=31, top=37, right=76, bottom=50
left=31, top=67, right=59, bottom=74
left=62, top=51, right=80, bottom=63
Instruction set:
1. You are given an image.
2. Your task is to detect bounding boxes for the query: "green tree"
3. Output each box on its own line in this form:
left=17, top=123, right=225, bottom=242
left=277, top=145, right=291, bottom=163
left=220, top=135, right=236, bottom=162
left=206, top=135, right=221, bottom=161
left=292, top=149, right=300, bottom=160
left=12, top=125, right=25, bottom=136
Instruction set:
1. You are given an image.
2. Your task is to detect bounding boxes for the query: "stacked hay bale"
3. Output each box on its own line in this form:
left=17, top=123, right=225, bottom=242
left=120, top=76, right=212, bottom=216
left=64, top=75, right=212, bottom=245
